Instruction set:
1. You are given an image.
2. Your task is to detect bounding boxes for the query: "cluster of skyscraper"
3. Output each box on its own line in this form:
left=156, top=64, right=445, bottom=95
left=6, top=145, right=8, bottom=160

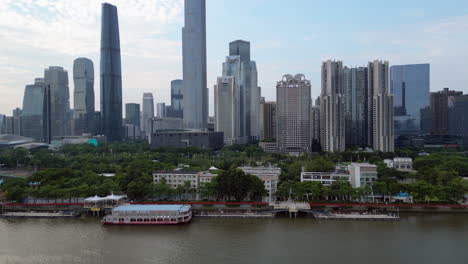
left=0, top=3, right=122, bottom=142
left=2, top=0, right=468, bottom=151
left=214, top=40, right=261, bottom=145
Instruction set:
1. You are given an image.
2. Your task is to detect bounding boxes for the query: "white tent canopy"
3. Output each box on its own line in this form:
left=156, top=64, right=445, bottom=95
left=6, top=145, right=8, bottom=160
left=84, top=194, right=127, bottom=203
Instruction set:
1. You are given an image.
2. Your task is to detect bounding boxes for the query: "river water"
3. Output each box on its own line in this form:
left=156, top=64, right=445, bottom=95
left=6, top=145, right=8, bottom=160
left=1, top=213, right=467, bottom=264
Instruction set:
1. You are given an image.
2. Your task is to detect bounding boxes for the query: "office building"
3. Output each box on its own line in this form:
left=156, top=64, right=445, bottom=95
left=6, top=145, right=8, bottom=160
left=73, top=57, right=95, bottom=135
left=3, top=117, right=14, bottom=134
left=182, top=0, right=207, bottom=129
left=156, top=103, right=166, bottom=118
left=259, top=98, right=276, bottom=142
left=343, top=66, right=368, bottom=147
left=229, top=40, right=260, bottom=140
left=320, top=60, right=345, bottom=152
left=311, top=104, right=320, bottom=148
left=141, top=93, right=154, bottom=135
left=368, top=60, right=394, bottom=152
left=100, top=3, right=123, bottom=141
left=276, top=74, right=311, bottom=153
left=250, top=63, right=261, bottom=140
left=448, top=94, right=468, bottom=148
left=21, top=78, right=50, bottom=141
left=0, top=114, right=4, bottom=133
left=124, top=124, right=139, bottom=140
left=12, top=108, right=21, bottom=135
left=214, top=55, right=244, bottom=145
left=390, top=64, right=430, bottom=136
left=125, top=103, right=140, bottom=129
left=150, top=117, right=184, bottom=133
left=170, top=79, right=183, bottom=118
left=430, top=88, right=463, bottom=135
left=44, top=66, right=70, bottom=137
left=150, top=130, right=224, bottom=150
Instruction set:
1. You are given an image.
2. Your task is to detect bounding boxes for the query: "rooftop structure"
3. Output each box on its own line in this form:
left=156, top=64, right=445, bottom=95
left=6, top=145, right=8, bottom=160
left=150, top=130, right=224, bottom=150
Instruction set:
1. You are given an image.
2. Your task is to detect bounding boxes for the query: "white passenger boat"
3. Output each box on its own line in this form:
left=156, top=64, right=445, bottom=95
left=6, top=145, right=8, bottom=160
left=102, top=204, right=192, bottom=225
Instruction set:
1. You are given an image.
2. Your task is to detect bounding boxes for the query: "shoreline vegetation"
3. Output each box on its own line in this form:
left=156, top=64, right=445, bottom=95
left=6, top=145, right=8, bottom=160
left=0, top=142, right=467, bottom=206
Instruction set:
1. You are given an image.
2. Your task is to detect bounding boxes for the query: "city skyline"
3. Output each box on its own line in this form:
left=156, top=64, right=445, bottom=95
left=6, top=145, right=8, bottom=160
left=1, top=0, right=468, bottom=115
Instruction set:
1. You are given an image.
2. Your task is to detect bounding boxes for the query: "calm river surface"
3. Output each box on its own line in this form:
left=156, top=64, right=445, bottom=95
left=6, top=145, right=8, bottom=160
left=1, top=213, right=467, bottom=264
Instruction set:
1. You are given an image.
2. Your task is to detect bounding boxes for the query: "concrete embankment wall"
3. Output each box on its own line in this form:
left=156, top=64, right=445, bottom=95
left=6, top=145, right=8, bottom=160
left=309, top=203, right=468, bottom=213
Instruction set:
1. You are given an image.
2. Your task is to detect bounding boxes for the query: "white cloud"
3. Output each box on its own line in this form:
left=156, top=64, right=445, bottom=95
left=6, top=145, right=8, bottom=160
left=0, top=0, right=183, bottom=114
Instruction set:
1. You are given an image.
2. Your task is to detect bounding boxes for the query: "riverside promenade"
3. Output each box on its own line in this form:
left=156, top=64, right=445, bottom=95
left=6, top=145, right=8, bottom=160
left=2, top=201, right=468, bottom=216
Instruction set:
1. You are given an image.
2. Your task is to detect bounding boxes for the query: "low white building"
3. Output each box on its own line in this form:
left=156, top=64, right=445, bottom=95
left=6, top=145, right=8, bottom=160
left=348, top=163, right=378, bottom=188
left=238, top=166, right=281, bottom=202
left=153, top=171, right=199, bottom=189
left=384, top=157, right=413, bottom=172
left=300, top=171, right=349, bottom=186
left=153, top=171, right=217, bottom=190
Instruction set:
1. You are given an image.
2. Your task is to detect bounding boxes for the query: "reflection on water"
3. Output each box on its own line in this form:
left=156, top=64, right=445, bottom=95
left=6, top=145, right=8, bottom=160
left=1, top=213, right=467, bottom=264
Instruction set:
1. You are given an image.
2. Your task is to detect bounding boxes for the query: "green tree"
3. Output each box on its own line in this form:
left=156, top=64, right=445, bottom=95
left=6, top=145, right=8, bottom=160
left=249, top=176, right=267, bottom=201
left=330, top=179, right=353, bottom=201
left=304, top=157, right=335, bottom=172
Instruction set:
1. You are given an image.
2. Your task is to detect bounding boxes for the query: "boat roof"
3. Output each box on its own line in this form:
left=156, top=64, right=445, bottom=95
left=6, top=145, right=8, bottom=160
left=113, top=204, right=191, bottom=212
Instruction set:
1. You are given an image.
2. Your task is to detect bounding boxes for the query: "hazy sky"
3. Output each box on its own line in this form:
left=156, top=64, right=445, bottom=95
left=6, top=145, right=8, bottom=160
left=1, top=0, right=468, bottom=116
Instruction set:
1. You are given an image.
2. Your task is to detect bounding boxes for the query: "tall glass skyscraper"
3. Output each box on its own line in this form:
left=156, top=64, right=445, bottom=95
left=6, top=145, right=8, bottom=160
left=73, top=57, right=94, bottom=135
left=228, top=40, right=260, bottom=140
left=100, top=3, right=123, bottom=141
left=125, top=103, right=140, bottom=128
left=141, top=93, right=154, bottom=136
left=390, top=64, right=430, bottom=136
left=170, top=80, right=183, bottom=118
left=21, top=78, right=49, bottom=141
left=182, top=0, right=207, bottom=129
left=343, top=66, right=368, bottom=147
left=44, top=66, right=70, bottom=137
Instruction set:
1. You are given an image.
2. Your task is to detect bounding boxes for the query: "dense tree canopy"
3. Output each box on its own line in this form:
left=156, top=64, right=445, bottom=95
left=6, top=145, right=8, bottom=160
left=0, top=142, right=466, bottom=203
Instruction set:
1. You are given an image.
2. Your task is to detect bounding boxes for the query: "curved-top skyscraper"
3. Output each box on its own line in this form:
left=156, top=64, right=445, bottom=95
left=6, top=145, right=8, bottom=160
left=73, top=57, right=94, bottom=135
left=100, top=3, right=123, bottom=141
left=182, top=0, right=207, bottom=129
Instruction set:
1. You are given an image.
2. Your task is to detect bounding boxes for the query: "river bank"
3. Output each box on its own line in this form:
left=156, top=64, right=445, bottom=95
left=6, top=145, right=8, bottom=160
left=2, top=202, right=468, bottom=217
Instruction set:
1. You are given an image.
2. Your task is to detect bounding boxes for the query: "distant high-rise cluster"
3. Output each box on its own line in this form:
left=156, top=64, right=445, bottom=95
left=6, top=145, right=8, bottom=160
left=214, top=40, right=261, bottom=145
left=3, top=1, right=467, bottom=152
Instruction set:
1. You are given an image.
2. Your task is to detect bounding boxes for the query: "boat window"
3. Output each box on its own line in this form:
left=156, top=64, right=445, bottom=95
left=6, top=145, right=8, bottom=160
left=151, top=218, right=156, bottom=222
left=137, top=218, right=143, bottom=222
left=157, top=218, right=163, bottom=222
left=144, top=218, right=149, bottom=222
left=171, top=218, right=176, bottom=222
left=130, top=218, right=136, bottom=222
